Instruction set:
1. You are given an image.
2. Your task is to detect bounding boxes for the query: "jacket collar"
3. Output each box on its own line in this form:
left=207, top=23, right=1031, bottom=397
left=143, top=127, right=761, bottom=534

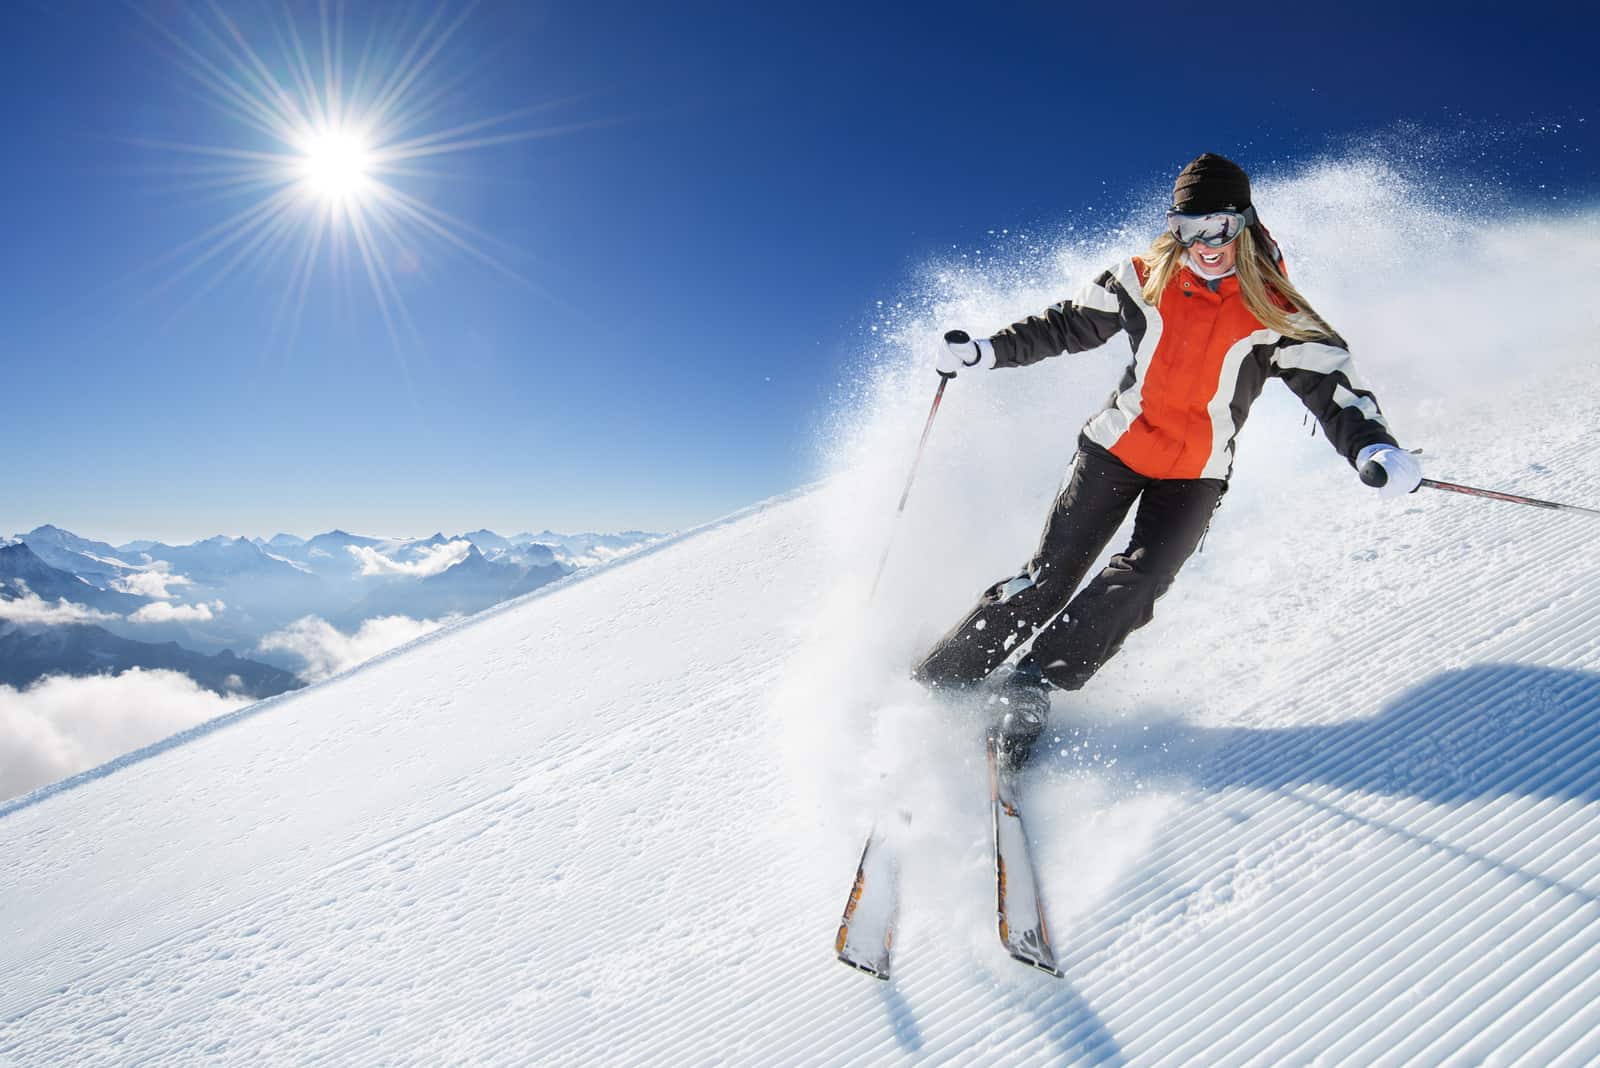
left=1179, top=261, right=1240, bottom=298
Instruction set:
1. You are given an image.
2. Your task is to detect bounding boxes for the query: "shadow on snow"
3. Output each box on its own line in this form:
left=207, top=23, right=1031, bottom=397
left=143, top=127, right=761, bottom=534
left=982, top=662, right=1600, bottom=1064
left=1071, top=662, right=1600, bottom=806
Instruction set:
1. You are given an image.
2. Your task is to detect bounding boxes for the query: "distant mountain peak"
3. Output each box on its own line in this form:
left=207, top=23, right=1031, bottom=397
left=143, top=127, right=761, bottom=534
left=306, top=530, right=380, bottom=550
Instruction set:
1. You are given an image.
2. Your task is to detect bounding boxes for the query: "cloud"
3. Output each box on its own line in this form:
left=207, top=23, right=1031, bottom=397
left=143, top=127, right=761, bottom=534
left=348, top=539, right=472, bottom=578
left=552, top=542, right=652, bottom=569
left=114, top=565, right=192, bottom=600
left=128, top=600, right=225, bottom=624
left=0, top=581, right=219, bottom=626
left=258, top=614, right=455, bottom=683
left=0, top=669, right=251, bottom=802
left=0, top=590, right=118, bottom=626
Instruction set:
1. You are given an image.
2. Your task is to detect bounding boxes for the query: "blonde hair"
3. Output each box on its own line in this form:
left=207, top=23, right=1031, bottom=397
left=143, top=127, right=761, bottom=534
left=1140, top=228, right=1335, bottom=342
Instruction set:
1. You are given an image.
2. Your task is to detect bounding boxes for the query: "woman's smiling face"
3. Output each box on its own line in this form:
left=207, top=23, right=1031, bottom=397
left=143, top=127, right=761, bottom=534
left=1188, top=238, right=1239, bottom=277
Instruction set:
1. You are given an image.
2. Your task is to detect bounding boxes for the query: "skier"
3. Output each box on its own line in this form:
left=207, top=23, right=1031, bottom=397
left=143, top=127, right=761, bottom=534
left=916, top=153, right=1421, bottom=769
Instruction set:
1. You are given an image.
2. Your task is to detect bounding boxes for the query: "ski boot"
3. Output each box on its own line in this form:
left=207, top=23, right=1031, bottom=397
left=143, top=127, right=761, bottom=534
left=988, top=658, right=1052, bottom=772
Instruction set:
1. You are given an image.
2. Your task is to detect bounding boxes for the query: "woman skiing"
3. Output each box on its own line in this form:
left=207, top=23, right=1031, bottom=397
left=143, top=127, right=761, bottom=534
left=916, top=153, right=1421, bottom=768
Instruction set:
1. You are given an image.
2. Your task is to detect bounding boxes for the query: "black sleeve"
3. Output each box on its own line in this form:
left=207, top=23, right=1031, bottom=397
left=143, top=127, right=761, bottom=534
left=989, top=268, right=1126, bottom=369
left=1272, top=335, right=1400, bottom=464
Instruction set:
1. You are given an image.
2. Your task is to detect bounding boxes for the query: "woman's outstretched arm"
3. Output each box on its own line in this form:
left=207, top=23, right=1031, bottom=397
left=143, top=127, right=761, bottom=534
left=988, top=267, right=1128, bottom=368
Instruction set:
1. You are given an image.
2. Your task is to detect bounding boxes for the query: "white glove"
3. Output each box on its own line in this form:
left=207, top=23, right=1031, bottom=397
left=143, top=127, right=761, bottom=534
left=1357, top=444, right=1423, bottom=499
left=935, top=329, right=996, bottom=377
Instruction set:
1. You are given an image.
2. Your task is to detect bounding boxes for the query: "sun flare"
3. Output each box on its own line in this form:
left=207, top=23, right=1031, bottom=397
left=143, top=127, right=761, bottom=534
left=298, top=127, right=374, bottom=203
left=134, top=2, right=591, bottom=352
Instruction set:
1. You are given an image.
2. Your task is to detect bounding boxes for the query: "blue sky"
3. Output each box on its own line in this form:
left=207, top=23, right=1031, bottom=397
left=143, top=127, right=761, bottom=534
left=4, top=0, right=1596, bottom=543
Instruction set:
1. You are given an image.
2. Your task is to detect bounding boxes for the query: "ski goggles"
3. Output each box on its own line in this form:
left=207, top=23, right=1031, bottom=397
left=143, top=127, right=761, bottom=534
left=1165, top=205, right=1257, bottom=248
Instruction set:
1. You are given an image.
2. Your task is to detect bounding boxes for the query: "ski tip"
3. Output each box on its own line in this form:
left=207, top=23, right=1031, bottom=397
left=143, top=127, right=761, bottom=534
left=1010, top=951, right=1064, bottom=979
left=837, top=954, right=891, bottom=981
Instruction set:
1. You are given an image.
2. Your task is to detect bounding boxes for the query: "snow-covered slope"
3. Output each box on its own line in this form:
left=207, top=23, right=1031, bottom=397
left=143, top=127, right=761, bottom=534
left=3, top=161, right=1600, bottom=1065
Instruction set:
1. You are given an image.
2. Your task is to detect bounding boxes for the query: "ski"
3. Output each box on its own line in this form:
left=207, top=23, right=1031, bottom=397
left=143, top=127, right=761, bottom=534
left=987, top=729, right=1063, bottom=977
left=834, top=732, right=1062, bottom=981
left=835, top=827, right=898, bottom=979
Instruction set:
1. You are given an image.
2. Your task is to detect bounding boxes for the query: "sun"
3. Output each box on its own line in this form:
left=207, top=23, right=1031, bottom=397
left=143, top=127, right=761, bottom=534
left=298, top=126, right=374, bottom=203
left=132, top=2, right=594, bottom=352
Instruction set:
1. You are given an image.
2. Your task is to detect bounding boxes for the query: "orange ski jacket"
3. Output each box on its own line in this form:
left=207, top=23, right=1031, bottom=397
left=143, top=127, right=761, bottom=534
left=987, top=255, right=1399, bottom=481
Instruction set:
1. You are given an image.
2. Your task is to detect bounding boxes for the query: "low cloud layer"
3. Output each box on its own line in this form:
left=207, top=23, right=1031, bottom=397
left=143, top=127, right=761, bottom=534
left=552, top=542, right=651, bottom=569
left=0, top=582, right=220, bottom=627
left=0, top=591, right=118, bottom=626
left=0, top=669, right=251, bottom=802
left=259, top=614, right=454, bottom=683
left=348, top=540, right=472, bottom=578
left=129, top=600, right=224, bottom=624
left=114, top=566, right=191, bottom=600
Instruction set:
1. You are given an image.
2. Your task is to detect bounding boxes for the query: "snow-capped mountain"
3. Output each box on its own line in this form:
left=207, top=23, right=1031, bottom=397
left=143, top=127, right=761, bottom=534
left=0, top=622, right=301, bottom=699
left=0, top=542, right=146, bottom=616
left=0, top=544, right=300, bottom=698
left=6, top=525, right=662, bottom=679
left=343, top=544, right=567, bottom=623
left=15, top=525, right=140, bottom=588
left=275, top=529, right=384, bottom=579
left=511, top=529, right=658, bottom=567
left=461, top=528, right=514, bottom=553
left=18, top=524, right=137, bottom=565
left=135, top=535, right=317, bottom=582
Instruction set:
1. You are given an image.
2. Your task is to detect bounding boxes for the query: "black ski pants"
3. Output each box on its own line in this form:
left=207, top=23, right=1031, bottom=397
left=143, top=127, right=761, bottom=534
left=913, top=442, right=1225, bottom=692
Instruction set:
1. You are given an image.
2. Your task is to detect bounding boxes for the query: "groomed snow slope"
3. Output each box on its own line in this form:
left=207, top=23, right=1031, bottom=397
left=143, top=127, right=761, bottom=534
left=4, top=162, right=1600, bottom=1065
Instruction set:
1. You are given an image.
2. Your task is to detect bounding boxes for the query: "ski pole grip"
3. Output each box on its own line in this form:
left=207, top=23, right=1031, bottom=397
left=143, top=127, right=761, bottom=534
left=940, top=329, right=969, bottom=380
left=1359, top=460, right=1388, bottom=488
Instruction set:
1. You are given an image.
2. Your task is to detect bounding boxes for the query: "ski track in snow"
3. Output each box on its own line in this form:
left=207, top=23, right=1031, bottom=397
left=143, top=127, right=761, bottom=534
left=7, top=210, right=1600, bottom=1061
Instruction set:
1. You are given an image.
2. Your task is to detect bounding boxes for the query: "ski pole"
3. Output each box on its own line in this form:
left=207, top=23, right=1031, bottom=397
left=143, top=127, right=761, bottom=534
left=867, top=368, right=957, bottom=599
left=1416, top=478, right=1600, bottom=518
left=1360, top=462, right=1600, bottom=519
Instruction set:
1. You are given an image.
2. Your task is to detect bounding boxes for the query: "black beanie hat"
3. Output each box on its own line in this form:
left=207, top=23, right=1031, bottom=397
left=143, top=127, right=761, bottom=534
left=1172, top=153, right=1252, bottom=214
